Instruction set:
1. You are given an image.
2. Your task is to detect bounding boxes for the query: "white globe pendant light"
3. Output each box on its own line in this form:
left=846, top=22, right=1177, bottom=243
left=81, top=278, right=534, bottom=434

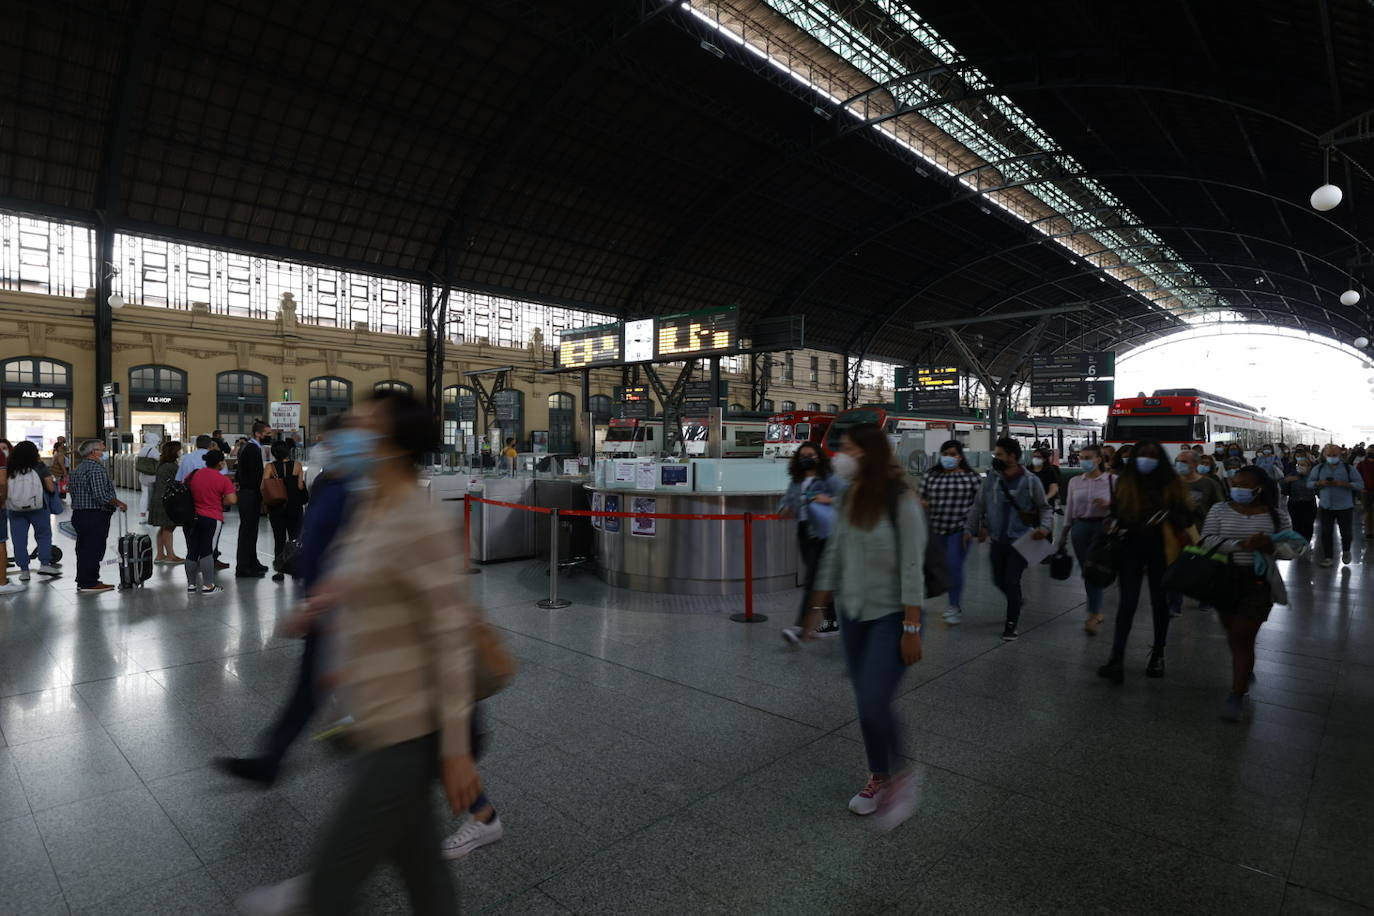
left=107, top=293, right=124, bottom=309
left=1355, top=336, right=1371, bottom=349
left=1341, top=289, right=1361, bottom=306
left=1311, top=184, right=1343, bottom=211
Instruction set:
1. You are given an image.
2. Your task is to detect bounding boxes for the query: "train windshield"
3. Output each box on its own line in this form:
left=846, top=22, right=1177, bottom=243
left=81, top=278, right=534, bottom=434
left=826, top=409, right=882, bottom=451
left=1104, top=415, right=1194, bottom=442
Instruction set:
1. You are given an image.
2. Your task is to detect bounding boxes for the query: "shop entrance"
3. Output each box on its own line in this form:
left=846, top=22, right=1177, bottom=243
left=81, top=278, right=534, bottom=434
left=1, top=357, right=72, bottom=455
left=129, top=365, right=188, bottom=443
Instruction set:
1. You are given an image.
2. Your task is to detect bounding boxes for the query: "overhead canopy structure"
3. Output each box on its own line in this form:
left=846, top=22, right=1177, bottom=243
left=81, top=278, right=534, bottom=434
left=2, top=0, right=1371, bottom=376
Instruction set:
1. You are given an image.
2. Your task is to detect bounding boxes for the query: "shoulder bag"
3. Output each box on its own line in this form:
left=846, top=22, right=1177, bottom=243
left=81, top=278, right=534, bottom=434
left=997, top=475, right=1039, bottom=527
left=261, top=462, right=288, bottom=510
left=1081, top=476, right=1122, bottom=588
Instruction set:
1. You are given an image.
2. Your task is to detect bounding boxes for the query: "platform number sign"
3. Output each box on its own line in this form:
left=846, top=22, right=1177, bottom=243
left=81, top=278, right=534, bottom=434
left=1029, top=351, right=1116, bottom=407
left=557, top=322, right=624, bottom=369
left=654, top=307, right=738, bottom=359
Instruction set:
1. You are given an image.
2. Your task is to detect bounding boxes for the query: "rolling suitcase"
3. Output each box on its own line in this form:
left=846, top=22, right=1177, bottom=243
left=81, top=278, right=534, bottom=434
left=116, top=511, right=153, bottom=589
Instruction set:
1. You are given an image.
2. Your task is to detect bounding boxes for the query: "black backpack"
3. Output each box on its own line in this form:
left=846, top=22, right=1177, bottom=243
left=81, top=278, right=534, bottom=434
left=162, top=470, right=199, bottom=526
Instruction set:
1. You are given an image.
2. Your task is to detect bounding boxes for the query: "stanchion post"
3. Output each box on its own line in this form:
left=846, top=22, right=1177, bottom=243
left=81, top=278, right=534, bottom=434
left=537, top=506, right=571, bottom=609
left=462, top=496, right=481, bottom=575
left=730, top=512, right=767, bottom=623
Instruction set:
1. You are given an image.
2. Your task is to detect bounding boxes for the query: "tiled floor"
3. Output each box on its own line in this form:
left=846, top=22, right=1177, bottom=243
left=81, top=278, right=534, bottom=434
left=2, top=492, right=1373, bottom=914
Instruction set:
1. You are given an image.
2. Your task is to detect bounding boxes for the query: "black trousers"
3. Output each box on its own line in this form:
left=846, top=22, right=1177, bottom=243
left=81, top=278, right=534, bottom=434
left=268, top=505, right=303, bottom=570
left=1288, top=500, right=1316, bottom=542
left=1320, top=507, right=1354, bottom=559
left=1112, top=529, right=1170, bottom=657
left=236, top=488, right=263, bottom=570
left=258, top=624, right=320, bottom=770
left=72, top=508, right=112, bottom=588
left=795, top=525, right=836, bottom=626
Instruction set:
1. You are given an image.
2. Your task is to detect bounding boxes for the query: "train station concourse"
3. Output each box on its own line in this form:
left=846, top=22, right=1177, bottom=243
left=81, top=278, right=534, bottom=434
left=3, top=0, right=1374, bottom=914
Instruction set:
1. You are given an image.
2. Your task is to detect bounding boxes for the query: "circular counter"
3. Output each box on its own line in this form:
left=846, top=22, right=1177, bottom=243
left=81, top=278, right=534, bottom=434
left=587, top=487, right=797, bottom=595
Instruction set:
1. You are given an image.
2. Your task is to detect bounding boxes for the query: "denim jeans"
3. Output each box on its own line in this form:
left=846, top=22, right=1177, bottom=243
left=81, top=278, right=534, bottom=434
left=840, top=612, right=907, bottom=775
left=8, top=508, right=53, bottom=569
left=988, top=540, right=1028, bottom=626
left=72, top=509, right=112, bottom=588
left=941, top=531, right=969, bottom=608
left=1111, top=529, right=1170, bottom=658
left=1069, top=519, right=1105, bottom=617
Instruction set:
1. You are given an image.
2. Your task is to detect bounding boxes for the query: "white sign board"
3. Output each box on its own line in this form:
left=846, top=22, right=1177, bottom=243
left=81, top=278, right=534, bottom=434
left=270, top=401, right=302, bottom=430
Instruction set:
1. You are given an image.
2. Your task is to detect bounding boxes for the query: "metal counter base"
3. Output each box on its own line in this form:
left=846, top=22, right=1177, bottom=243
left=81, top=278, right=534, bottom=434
left=587, top=487, right=796, bottom=596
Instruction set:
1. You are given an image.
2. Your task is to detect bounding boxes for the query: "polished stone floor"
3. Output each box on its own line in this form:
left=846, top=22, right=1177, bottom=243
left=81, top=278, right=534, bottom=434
left=2, top=492, right=1373, bottom=914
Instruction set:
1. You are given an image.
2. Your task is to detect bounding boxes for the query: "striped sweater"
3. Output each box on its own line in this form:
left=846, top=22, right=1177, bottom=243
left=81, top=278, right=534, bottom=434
left=331, top=486, right=475, bottom=758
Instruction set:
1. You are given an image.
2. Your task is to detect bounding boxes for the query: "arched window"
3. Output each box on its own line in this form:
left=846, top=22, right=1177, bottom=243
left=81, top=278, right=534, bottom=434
left=760, top=399, right=774, bottom=412
left=589, top=394, right=613, bottom=425
left=827, top=404, right=839, bottom=413
left=806, top=403, right=820, bottom=412
left=2, top=357, right=73, bottom=453
left=129, top=364, right=188, bottom=441
left=781, top=400, right=796, bottom=412
left=216, top=370, right=267, bottom=436
left=374, top=380, right=413, bottom=395
left=442, top=385, right=478, bottom=450
left=308, top=376, right=352, bottom=439
left=547, top=392, right=575, bottom=453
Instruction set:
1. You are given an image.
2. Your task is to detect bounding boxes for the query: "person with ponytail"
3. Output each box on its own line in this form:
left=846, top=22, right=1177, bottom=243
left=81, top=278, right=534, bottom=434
left=809, top=424, right=925, bottom=823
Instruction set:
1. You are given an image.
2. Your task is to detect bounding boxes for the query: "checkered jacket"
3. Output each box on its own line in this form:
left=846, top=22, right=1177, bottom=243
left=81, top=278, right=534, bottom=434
left=920, top=469, right=982, bottom=535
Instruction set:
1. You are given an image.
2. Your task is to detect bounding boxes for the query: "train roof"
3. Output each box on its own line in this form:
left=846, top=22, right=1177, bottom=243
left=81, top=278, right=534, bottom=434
left=1149, top=388, right=1259, bottom=414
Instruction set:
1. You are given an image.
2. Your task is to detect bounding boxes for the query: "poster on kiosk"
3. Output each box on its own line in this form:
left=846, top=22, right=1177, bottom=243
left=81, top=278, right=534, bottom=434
left=270, top=401, right=303, bottom=444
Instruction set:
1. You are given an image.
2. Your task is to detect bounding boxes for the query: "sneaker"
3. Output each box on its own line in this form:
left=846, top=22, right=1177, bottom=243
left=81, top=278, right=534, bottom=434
left=1342, top=551, right=1351, bottom=565
left=1000, top=622, right=1020, bottom=642
left=1084, top=613, right=1103, bottom=636
left=201, top=585, right=225, bottom=597
left=874, top=772, right=922, bottom=832
left=781, top=625, right=804, bottom=647
left=814, top=620, right=840, bottom=638
left=1319, top=558, right=1333, bottom=568
left=18, top=571, right=31, bottom=582
left=187, top=585, right=199, bottom=593
left=77, top=583, right=113, bottom=594
left=0, top=581, right=25, bottom=595
left=848, top=774, right=888, bottom=816
left=943, top=606, right=963, bottom=625
left=36, top=565, right=61, bottom=577
left=1220, top=693, right=1247, bottom=722
left=235, top=875, right=309, bottom=916
left=440, top=815, right=504, bottom=860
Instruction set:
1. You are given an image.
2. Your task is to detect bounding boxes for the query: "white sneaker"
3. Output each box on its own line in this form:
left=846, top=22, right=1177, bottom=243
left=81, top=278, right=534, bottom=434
left=235, top=875, right=310, bottom=915
left=813, top=621, right=841, bottom=638
left=0, top=581, right=27, bottom=595
left=848, top=775, right=888, bottom=816
left=440, top=815, right=504, bottom=860
left=19, top=571, right=31, bottom=582
left=874, top=771, right=923, bottom=832
left=943, top=606, right=962, bottom=625
left=781, top=626, right=804, bottom=647
left=1342, top=551, right=1351, bottom=565
left=37, top=565, right=61, bottom=577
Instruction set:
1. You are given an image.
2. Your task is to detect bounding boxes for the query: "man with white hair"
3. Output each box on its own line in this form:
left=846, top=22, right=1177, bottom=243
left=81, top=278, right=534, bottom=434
left=69, top=439, right=127, bottom=593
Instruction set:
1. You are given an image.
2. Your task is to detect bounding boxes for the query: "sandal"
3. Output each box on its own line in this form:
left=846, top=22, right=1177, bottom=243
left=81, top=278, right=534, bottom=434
left=1084, top=614, right=1104, bottom=635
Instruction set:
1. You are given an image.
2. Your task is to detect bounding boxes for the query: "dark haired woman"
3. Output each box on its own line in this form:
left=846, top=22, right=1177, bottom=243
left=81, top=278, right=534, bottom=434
left=967, top=437, right=1052, bottom=641
left=1200, top=466, right=1298, bottom=721
left=264, top=440, right=309, bottom=582
left=148, top=440, right=184, bottom=563
left=920, top=440, right=981, bottom=625
left=5, top=441, right=60, bottom=583
left=779, top=441, right=842, bottom=644
left=1097, top=438, right=1194, bottom=683
left=249, top=392, right=479, bottom=915
left=809, top=424, right=925, bottom=822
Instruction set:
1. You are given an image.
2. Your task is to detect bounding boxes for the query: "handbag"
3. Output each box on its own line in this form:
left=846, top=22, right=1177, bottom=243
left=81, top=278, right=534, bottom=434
left=45, top=484, right=63, bottom=517
left=274, top=538, right=301, bottom=575
left=473, top=616, right=516, bottom=699
left=261, top=463, right=288, bottom=510
left=1048, top=549, right=1073, bottom=580
left=1162, top=543, right=1237, bottom=609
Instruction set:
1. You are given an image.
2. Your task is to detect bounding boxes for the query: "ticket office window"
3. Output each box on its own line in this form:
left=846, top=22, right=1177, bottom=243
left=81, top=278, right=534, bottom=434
left=129, top=364, right=188, bottom=442
left=308, top=376, right=353, bottom=440
left=548, top=392, right=575, bottom=453
left=2, top=357, right=72, bottom=454
left=217, top=370, right=268, bottom=436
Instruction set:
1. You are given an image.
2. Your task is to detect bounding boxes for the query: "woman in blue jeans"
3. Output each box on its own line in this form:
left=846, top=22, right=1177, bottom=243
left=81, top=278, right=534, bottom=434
left=1057, top=444, right=1112, bottom=635
left=4, top=441, right=62, bottom=583
left=809, top=423, right=925, bottom=823
left=919, top=440, right=981, bottom=626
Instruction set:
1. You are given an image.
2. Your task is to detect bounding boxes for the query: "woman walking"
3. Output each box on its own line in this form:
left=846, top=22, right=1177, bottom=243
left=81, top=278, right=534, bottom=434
left=1058, top=444, right=1112, bottom=634
left=1097, top=438, right=1193, bottom=683
left=779, top=441, right=841, bottom=644
left=148, top=440, right=184, bottom=563
left=919, top=440, right=981, bottom=625
left=1282, top=455, right=1318, bottom=544
left=264, top=440, right=309, bottom=583
left=809, top=423, right=925, bottom=821
left=1200, top=466, right=1299, bottom=721
left=5, top=442, right=62, bottom=582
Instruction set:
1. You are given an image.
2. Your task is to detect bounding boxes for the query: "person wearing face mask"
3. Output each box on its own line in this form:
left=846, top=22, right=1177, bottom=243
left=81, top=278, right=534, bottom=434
left=1167, top=449, right=1225, bottom=616
left=1097, top=438, right=1193, bottom=683
left=1309, top=444, right=1363, bottom=567
left=1196, top=454, right=1220, bottom=482
left=809, top=424, right=925, bottom=822
left=1057, top=445, right=1112, bottom=634
left=1029, top=447, right=1061, bottom=511
left=1253, top=444, right=1283, bottom=483
left=1282, top=455, right=1318, bottom=543
left=920, top=440, right=981, bottom=625
left=779, top=442, right=842, bottom=643
left=966, top=437, right=1052, bottom=642
left=1200, top=467, right=1300, bottom=722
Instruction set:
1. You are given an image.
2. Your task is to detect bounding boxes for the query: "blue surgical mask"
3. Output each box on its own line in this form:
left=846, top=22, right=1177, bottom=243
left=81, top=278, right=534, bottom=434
left=330, top=428, right=381, bottom=478
left=1174, top=461, right=1191, bottom=476
left=1133, top=456, right=1158, bottom=474
left=1079, top=459, right=1097, bottom=472
left=939, top=455, right=959, bottom=470
left=1230, top=487, right=1256, bottom=504
left=1327, top=456, right=1341, bottom=465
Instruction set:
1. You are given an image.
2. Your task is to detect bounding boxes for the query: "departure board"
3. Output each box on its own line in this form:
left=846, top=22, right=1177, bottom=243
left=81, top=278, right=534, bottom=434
left=557, top=322, right=623, bottom=369
left=654, top=307, right=738, bottom=359
left=895, top=365, right=960, bottom=410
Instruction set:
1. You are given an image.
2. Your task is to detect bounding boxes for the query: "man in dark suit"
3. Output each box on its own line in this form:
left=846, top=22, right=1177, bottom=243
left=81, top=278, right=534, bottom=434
left=235, top=420, right=271, bottom=577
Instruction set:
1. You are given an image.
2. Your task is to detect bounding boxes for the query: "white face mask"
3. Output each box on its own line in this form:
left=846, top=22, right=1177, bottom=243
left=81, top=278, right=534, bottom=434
left=1031, top=457, right=1044, bottom=468
left=831, top=452, right=860, bottom=480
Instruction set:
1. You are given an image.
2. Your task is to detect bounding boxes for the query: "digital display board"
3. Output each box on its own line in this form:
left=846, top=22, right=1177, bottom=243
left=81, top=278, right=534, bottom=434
left=624, top=319, right=656, bottom=363
left=1031, top=351, right=1115, bottom=379
left=618, top=385, right=653, bottom=419
left=1029, top=380, right=1114, bottom=407
left=895, top=365, right=960, bottom=410
left=654, top=307, right=738, bottom=359
left=557, top=322, right=623, bottom=369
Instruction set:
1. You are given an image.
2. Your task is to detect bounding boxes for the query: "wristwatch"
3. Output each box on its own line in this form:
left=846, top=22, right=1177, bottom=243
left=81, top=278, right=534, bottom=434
left=901, top=623, right=920, bottom=634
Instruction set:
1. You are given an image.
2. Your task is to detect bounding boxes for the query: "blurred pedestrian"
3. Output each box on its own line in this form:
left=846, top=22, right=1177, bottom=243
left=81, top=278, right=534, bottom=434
left=1168, top=448, right=1225, bottom=616
left=919, top=439, right=980, bottom=626
left=1058, top=444, right=1111, bottom=634
left=779, top=441, right=841, bottom=644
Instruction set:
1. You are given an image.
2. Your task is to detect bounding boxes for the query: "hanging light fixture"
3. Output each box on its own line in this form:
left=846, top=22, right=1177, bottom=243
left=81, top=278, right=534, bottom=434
left=1341, top=289, right=1361, bottom=306
left=1355, top=336, right=1370, bottom=348
left=108, top=293, right=125, bottom=309
left=1311, top=147, right=1343, bottom=211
